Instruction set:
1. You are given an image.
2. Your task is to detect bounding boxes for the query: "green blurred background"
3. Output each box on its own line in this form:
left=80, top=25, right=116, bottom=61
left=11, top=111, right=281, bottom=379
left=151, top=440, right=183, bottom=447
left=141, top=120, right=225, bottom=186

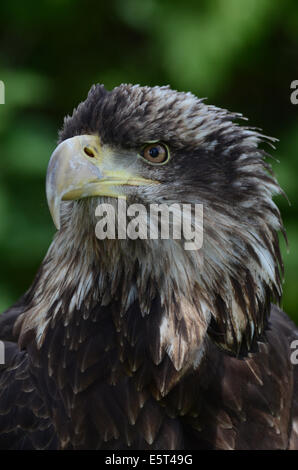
left=0, top=0, right=297, bottom=321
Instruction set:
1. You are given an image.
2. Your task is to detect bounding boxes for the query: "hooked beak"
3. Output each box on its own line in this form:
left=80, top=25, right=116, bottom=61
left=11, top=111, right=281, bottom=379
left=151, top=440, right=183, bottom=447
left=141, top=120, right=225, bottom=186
left=46, top=135, right=157, bottom=229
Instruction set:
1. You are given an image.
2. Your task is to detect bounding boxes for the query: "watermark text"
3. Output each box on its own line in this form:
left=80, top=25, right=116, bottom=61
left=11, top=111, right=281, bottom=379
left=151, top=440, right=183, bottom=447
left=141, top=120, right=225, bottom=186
left=95, top=200, right=203, bottom=251
left=290, top=80, right=298, bottom=105
left=0, top=81, right=4, bottom=104
left=0, top=341, right=4, bottom=364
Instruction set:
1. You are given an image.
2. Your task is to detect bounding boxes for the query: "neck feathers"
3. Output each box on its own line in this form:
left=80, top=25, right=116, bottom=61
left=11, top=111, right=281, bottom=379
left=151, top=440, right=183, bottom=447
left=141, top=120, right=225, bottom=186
left=15, top=181, right=284, bottom=378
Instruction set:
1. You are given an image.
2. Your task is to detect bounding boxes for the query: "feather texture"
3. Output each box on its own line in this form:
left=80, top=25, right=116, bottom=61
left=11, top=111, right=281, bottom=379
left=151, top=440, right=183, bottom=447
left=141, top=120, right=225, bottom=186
left=0, top=84, right=296, bottom=449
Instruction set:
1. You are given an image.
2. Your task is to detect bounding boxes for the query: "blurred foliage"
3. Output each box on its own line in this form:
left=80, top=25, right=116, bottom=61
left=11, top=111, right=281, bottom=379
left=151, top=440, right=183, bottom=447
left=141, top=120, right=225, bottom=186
left=0, top=0, right=297, bottom=320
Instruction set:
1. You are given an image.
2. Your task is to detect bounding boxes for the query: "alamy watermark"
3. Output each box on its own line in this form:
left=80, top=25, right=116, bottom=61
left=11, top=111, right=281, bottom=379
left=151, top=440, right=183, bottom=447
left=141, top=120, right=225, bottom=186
left=95, top=200, right=203, bottom=251
left=0, top=81, right=4, bottom=104
left=290, top=80, right=298, bottom=105
left=0, top=341, right=4, bottom=365
left=290, top=340, right=298, bottom=365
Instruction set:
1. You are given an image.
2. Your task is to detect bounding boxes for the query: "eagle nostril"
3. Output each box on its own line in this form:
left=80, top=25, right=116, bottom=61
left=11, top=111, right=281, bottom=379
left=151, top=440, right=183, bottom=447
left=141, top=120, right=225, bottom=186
left=84, top=147, right=95, bottom=158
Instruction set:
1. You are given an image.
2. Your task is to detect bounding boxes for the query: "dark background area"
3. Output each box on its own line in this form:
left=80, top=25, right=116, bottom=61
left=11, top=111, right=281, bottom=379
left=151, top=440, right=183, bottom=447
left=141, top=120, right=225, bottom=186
left=0, top=0, right=297, bottom=321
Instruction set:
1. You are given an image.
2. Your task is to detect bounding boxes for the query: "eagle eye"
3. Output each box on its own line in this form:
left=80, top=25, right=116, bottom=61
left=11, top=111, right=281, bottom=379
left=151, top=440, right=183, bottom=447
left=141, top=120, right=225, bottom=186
left=140, top=143, right=169, bottom=165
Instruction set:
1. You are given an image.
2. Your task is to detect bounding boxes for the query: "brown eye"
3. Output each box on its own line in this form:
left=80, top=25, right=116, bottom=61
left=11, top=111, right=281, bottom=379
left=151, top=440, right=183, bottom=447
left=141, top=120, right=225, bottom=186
left=141, top=143, right=169, bottom=164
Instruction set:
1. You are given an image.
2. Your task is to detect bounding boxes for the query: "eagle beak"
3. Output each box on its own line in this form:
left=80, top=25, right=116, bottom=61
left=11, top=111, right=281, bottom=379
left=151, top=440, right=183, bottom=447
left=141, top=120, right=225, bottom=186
left=46, top=135, right=157, bottom=230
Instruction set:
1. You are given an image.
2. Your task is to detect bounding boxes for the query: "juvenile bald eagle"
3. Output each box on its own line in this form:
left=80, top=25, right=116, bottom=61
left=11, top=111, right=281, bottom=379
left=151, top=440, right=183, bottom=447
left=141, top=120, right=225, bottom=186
left=0, top=84, right=298, bottom=450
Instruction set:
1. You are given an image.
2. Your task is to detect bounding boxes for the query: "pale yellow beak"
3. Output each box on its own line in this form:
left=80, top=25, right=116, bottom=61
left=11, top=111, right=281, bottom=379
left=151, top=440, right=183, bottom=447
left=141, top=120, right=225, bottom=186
left=46, top=135, right=157, bottom=229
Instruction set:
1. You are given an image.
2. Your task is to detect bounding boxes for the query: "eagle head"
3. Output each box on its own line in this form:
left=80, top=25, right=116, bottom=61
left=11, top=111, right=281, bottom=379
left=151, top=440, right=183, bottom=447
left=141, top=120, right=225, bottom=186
left=18, top=84, right=284, bottom=376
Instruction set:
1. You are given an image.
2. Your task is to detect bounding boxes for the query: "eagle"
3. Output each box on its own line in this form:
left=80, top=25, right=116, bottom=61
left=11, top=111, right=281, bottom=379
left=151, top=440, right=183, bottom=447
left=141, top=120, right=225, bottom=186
left=0, top=83, right=297, bottom=450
